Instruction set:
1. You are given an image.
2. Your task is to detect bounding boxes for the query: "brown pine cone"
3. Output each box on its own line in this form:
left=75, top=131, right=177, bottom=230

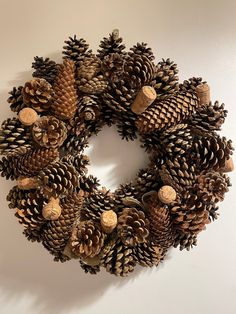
left=117, top=207, right=149, bottom=246
left=7, top=86, right=26, bottom=113
left=32, top=116, right=67, bottom=148
left=32, top=56, right=58, bottom=85
left=22, top=78, right=53, bottom=112
left=134, top=242, right=165, bottom=267
left=101, top=53, right=125, bottom=83
left=136, top=91, right=199, bottom=133
left=63, top=35, right=92, bottom=66
left=70, top=220, right=105, bottom=258
left=78, top=95, right=101, bottom=121
left=38, top=161, right=79, bottom=198
left=129, top=42, right=155, bottom=61
left=101, top=239, right=136, bottom=277
left=173, top=232, right=197, bottom=251
left=179, top=77, right=206, bottom=93
left=42, top=192, right=84, bottom=261
left=114, top=183, right=139, bottom=209
left=7, top=186, right=29, bottom=209
left=134, top=167, right=162, bottom=197
left=147, top=193, right=175, bottom=250
left=79, top=260, right=100, bottom=275
left=51, top=59, right=78, bottom=120
left=97, top=30, right=126, bottom=60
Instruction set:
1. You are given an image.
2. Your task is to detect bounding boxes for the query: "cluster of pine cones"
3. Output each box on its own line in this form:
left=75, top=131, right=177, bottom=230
left=0, top=30, right=234, bottom=277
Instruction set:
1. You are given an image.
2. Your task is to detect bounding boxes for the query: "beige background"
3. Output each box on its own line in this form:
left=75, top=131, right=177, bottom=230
left=0, top=1, right=236, bottom=313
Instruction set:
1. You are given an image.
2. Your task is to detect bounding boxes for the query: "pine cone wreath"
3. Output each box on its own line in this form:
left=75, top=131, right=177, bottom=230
left=0, top=29, right=234, bottom=277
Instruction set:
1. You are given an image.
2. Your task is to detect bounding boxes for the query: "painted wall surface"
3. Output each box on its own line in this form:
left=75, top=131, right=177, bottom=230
left=0, top=1, right=235, bottom=313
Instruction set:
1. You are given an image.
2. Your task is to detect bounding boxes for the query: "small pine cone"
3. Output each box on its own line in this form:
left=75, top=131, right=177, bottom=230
left=0, top=117, right=32, bottom=156
left=208, top=204, right=219, bottom=221
left=134, top=167, right=162, bottom=197
left=81, top=188, right=115, bottom=222
left=102, top=79, right=137, bottom=112
left=117, top=207, right=150, bottom=246
left=0, top=155, right=16, bottom=180
left=60, top=131, right=89, bottom=155
left=129, top=42, right=155, bottom=61
left=38, top=161, right=79, bottom=198
left=188, top=101, right=228, bottom=133
left=32, top=56, right=58, bottom=84
left=134, top=242, right=165, bottom=267
left=78, top=95, right=100, bottom=121
left=22, top=78, right=53, bottom=112
left=193, top=135, right=233, bottom=171
left=97, top=30, right=126, bottom=60
left=179, top=77, right=206, bottom=93
left=136, top=91, right=199, bottom=133
left=173, top=232, right=197, bottom=251
left=101, top=239, right=136, bottom=277
left=70, top=220, right=105, bottom=258
left=101, top=53, right=125, bottom=83
left=42, top=192, right=84, bottom=261
left=62, top=154, right=89, bottom=177
left=147, top=194, right=175, bottom=250
left=7, top=186, right=30, bottom=209
left=116, top=109, right=138, bottom=141
left=63, top=35, right=92, bottom=66
left=124, top=54, right=155, bottom=89
left=100, top=105, right=118, bottom=126
left=159, top=157, right=197, bottom=192
left=153, top=58, right=179, bottom=98
left=32, top=116, right=67, bottom=148
left=7, top=86, right=26, bottom=113
left=79, top=260, right=100, bottom=275
left=114, top=182, right=139, bottom=209
left=51, top=59, right=78, bottom=120
left=80, top=174, right=100, bottom=193
left=197, top=170, right=230, bottom=202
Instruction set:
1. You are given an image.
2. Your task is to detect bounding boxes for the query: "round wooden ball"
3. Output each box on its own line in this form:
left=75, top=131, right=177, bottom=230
left=158, top=185, right=177, bottom=204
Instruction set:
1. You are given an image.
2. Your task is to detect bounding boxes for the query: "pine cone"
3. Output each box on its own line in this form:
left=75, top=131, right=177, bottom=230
left=42, top=192, right=84, bottom=261
left=179, top=77, right=206, bottom=93
left=193, top=135, right=233, bottom=171
left=38, top=161, right=79, bottom=198
left=80, top=174, right=100, bottom=193
left=78, top=95, right=101, bottom=121
left=6, top=186, right=29, bottom=209
left=124, top=54, right=155, bottom=89
left=173, top=232, right=197, bottom=251
left=62, top=154, right=89, bottom=177
left=114, top=183, right=139, bottom=209
left=134, top=242, right=164, bottom=267
left=60, top=131, right=89, bottom=155
left=136, top=91, right=199, bottom=133
left=79, top=261, right=100, bottom=275
left=117, top=207, right=150, bottom=246
left=153, top=58, right=179, bottom=98
left=7, top=86, right=26, bottom=113
left=32, top=56, right=58, bottom=84
left=97, top=30, right=126, bottom=60
left=32, top=116, right=67, bottom=148
left=70, top=220, right=105, bottom=258
left=22, top=78, right=53, bottom=112
left=101, top=239, right=136, bottom=277
left=129, top=42, right=155, bottom=61
left=63, top=35, right=92, bottom=66
left=197, top=170, right=230, bottom=202
left=51, top=59, right=78, bottom=120
left=0, top=118, right=32, bottom=156
left=134, top=167, right=162, bottom=198
left=101, top=53, right=125, bottom=83
left=147, top=194, right=175, bottom=250
left=116, top=109, right=138, bottom=141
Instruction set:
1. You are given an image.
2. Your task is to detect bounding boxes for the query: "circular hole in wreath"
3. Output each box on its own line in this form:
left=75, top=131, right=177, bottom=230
left=84, top=125, right=149, bottom=191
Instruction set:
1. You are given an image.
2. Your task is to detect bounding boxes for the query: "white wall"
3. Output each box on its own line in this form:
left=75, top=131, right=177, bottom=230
left=0, top=1, right=235, bottom=313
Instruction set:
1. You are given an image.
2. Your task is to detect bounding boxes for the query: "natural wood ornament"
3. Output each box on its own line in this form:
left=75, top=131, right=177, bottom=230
left=0, top=29, right=233, bottom=277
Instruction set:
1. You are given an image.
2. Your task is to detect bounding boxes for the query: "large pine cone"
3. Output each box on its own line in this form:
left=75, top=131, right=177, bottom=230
left=32, top=116, right=67, bottom=148
left=51, top=59, right=78, bottom=120
left=136, top=91, right=199, bottom=133
left=101, top=239, right=136, bottom=277
left=134, top=242, right=164, bottom=267
left=22, top=78, right=53, bottom=112
left=70, top=220, right=105, bottom=258
left=7, top=86, right=26, bottom=113
left=97, top=30, right=126, bottom=60
left=129, top=42, right=155, bottom=61
left=117, top=207, right=149, bottom=246
left=32, top=56, right=58, bottom=85
left=63, top=35, right=92, bottom=66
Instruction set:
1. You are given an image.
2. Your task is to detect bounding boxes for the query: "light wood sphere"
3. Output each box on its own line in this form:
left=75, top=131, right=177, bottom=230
left=158, top=185, right=177, bottom=204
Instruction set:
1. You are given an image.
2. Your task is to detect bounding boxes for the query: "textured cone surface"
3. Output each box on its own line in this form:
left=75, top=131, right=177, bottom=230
left=153, top=58, right=179, bottom=98
left=134, top=167, right=162, bottom=197
left=32, top=116, right=67, bottom=148
left=77, top=95, right=101, bottom=121
left=117, top=207, right=149, bottom=246
left=0, top=117, right=32, bottom=156
left=147, top=194, right=175, bottom=250
left=101, top=239, right=136, bottom=277
left=32, top=56, right=58, bottom=84
left=116, top=109, right=137, bottom=141
left=51, top=59, right=78, bottom=120
left=114, top=183, right=140, bottom=209
left=136, top=91, right=199, bottom=133
left=63, top=35, right=92, bottom=66
left=8, top=86, right=26, bottom=113
left=79, top=261, right=100, bottom=275
left=70, top=220, right=105, bottom=258
left=101, top=53, right=125, bottom=83
left=97, top=31, right=126, bottom=60
left=179, top=77, right=206, bottom=93
left=22, top=78, right=53, bottom=112
left=42, top=192, right=84, bottom=261
left=129, top=42, right=155, bottom=61
left=38, top=161, right=79, bottom=198
left=7, top=186, right=30, bottom=209
left=174, top=232, right=197, bottom=251
left=60, top=130, right=89, bottom=155
left=134, top=242, right=165, bottom=267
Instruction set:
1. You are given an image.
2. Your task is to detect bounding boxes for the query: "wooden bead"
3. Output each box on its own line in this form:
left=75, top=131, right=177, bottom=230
left=100, top=210, right=117, bottom=234
left=17, top=177, right=40, bottom=190
left=18, top=107, right=38, bottom=126
left=220, top=157, right=234, bottom=173
left=131, top=86, right=157, bottom=114
left=196, top=84, right=210, bottom=106
left=158, top=185, right=177, bottom=204
left=42, top=197, right=62, bottom=220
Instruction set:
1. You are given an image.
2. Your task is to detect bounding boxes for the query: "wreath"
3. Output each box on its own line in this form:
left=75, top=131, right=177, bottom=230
left=0, top=29, right=234, bottom=277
